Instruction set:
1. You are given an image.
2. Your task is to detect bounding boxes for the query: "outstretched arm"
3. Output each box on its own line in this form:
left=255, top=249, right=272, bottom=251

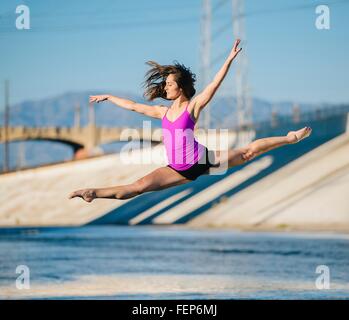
left=89, top=94, right=165, bottom=119
left=194, top=39, right=242, bottom=109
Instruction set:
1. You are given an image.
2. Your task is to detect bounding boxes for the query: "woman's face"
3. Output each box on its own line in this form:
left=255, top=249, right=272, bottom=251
left=164, top=74, right=182, bottom=100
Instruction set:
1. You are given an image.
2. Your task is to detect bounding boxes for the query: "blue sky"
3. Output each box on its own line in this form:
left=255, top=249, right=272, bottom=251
left=0, top=0, right=348, bottom=106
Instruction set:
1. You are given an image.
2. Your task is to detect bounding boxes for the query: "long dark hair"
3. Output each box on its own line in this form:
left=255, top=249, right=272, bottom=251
left=142, top=60, right=196, bottom=101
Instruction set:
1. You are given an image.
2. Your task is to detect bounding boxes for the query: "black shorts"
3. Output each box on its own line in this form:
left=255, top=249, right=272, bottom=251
left=167, top=147, right=218, bottom=181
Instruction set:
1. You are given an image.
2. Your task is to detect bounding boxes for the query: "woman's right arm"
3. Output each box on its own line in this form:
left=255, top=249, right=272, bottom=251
left=90, top=94, right=135, bottom=110
left=89, top=94, right=166, bottom=119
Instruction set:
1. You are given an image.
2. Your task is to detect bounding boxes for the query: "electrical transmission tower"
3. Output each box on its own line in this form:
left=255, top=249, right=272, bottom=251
left=232, top=0, right=252, bottom=130
left=199, top=0, right=211, bottom=130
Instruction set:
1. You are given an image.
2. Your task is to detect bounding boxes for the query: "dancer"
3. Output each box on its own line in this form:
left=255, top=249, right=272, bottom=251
left=69, top=39, right=311, bottom=203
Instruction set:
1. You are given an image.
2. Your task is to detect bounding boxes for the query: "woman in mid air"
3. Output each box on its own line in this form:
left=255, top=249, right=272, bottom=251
left=69, top=39, right=312, bottom=203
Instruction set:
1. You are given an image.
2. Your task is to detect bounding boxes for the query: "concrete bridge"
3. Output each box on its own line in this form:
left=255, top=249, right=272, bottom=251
left=0, top=124, right=244, bottom=159
left=2, top=105, right=348, bottom=160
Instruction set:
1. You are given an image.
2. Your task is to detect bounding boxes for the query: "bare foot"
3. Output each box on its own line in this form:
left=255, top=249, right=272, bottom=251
left=68, top=189, right=96, bottom=203
left=287, top=127, right=312, bottom=144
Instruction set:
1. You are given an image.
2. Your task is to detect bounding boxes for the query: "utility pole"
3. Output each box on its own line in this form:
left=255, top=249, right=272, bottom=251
left=74, top=102, right=81, bottom=128
left=17, top=141, right=26, bottom=170
left=292, top=102, right=300, bottom=124
left=89, top=101, right=95, bottom=126
left=232, top=0, right=252, bottom=130
left=3, top=80, right=10, bottom=173
left=88, top=102, right=96, bottom=149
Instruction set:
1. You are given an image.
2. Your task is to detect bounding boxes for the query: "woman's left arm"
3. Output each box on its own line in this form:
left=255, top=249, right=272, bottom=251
left=194, top=39, right=242, bottom=109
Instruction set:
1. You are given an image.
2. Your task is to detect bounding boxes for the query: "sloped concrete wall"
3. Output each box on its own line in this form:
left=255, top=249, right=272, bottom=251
left=188, top=132, right=349, bottom=232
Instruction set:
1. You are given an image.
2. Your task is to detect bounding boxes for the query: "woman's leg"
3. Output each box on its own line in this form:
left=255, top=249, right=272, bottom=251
left=212, top=126, right=312, bottom=169
left=68, top=166, right=191, bottom=203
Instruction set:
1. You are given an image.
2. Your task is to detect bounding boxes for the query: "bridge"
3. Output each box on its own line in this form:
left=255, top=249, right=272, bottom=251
left=1, top=105, right=348, bottom=161
left=0, top=124, right=243, bottom=159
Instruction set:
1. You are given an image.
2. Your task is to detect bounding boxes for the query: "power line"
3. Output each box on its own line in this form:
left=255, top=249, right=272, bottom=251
left=0, top=15, right=200, bottom=34
left=211, top=47, right=232, bottom=67
left=212, top=0, right=229, bottom=13
left=0, top=2, right=200, bottom=23
left=236, top=0, right=349, bottom=20
left=1, top=0, right=347, bottom=35
left=210, top=0, right=348, bottom=66
left=212, top=20, right=231, bottom=40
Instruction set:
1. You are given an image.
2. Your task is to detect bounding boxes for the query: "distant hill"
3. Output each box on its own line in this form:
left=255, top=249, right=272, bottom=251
left=1, top=91, right=330, bottom=128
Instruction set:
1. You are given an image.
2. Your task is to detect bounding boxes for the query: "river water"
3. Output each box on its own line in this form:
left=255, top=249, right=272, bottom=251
left=0, top=225, right=348, bottom=299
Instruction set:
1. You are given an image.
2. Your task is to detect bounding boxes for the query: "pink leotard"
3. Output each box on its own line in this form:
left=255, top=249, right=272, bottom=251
left=162, top=104, right=206, bottom=170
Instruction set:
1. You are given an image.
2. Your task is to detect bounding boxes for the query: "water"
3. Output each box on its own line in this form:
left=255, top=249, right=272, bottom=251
left=0, top=225, right=348, bottom=299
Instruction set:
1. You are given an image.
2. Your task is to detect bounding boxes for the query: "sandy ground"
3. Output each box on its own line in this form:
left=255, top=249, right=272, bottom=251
left=2, top=273, right=349, bottom=299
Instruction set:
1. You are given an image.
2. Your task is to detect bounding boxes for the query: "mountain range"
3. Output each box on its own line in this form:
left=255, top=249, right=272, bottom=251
left=2, top=91, right=331, bottom=128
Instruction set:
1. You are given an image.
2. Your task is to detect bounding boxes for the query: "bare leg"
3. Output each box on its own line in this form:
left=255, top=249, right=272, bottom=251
left=68, top=184, right=140, bottom=202
left=68, top=166, right=191, bottom=203
left=219, top=126, right=312, bottom=168
left=69, top=126, right=312, bottom=201
left=248, top=126, right=312, bottom=156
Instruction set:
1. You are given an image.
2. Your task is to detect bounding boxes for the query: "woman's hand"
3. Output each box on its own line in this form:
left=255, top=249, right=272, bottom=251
left=89, top=95, right=110, bottom=103
left=229, top=39, right=242, bottom=60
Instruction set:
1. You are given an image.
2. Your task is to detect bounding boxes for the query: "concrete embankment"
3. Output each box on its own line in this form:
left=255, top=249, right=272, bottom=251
left=0, top=146, right=166, bottom=227
left=1, top=130, right=348, bottom=233
left=0, top=130, right=238, bottom=228
left=188, top=132, right=349, bottom=233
